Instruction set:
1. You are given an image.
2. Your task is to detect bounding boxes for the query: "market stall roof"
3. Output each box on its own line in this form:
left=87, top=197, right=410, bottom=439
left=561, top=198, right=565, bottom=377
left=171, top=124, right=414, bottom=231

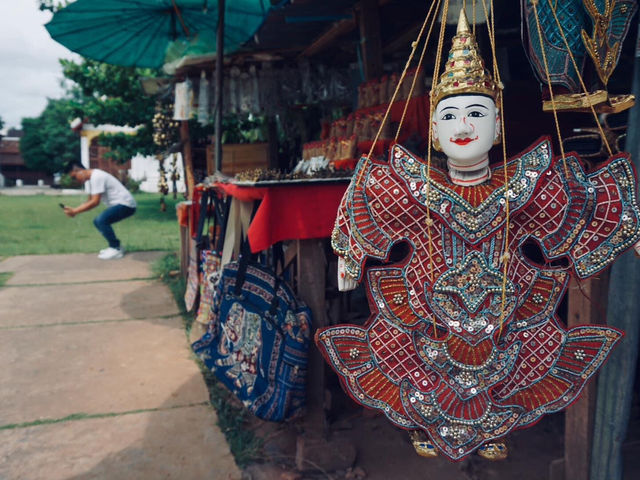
left=169, top=0, right=524, bottom=73
left=235, top=0, right=430, bottom=63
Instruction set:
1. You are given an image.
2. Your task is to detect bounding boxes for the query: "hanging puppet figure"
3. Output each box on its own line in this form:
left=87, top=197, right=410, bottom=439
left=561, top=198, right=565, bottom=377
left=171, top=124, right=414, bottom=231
left=316, top=9, right=640, bottom=461
left=521, top=0, right=637, bottom=112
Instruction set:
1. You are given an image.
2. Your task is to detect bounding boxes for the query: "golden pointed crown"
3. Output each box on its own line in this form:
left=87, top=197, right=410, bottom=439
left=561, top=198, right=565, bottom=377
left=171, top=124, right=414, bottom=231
left=431, top=9, right=500, bottom=106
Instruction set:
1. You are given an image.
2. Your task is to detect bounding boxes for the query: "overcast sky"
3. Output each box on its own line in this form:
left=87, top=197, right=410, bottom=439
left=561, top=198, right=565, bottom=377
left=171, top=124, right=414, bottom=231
left=0, top=0, right=78, bottom=131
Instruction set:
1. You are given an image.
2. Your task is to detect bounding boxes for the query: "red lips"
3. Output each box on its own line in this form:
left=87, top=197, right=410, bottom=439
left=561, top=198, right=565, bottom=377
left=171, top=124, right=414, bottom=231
left=451, top=136, right=478, bottom=145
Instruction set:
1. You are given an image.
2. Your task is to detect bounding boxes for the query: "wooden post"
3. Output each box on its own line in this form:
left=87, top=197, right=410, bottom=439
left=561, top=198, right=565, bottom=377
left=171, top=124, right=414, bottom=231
left=214, top=0, right=225, bottom=173
left=560, top=273, right=609, bottom=480
left=358, top=0, right=383, bottom=81
left=590, top=14, right=640, bottom=480
left=180, top=120, right=195, bottom=199
left=295, top=239, right=356, bottom=472
left=267, top=116, right=278, bottom=170
left=296, top=239, right=329, bottom=437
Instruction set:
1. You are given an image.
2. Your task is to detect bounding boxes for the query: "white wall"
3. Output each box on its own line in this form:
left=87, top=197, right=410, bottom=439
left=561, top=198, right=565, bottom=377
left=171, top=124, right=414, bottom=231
left=129, top=153, right=186, bottom=194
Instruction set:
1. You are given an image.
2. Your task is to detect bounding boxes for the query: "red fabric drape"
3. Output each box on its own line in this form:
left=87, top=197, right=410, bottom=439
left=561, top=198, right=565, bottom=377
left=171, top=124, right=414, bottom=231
left=247, top=183, right=348, bottom=252
left=192, top=183, right=349, bottom=251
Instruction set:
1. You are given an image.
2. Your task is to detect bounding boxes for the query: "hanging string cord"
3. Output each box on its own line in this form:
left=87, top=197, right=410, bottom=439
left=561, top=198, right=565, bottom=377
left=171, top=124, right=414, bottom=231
left=531, top=0, right=571, bottom=179
left=544, top=0, right=612, bottom=156
left=423, top=0, right=451, bottom=340
left=354, top=3, right=435, bottom=190
left=479, top=0, right=510, bottom=338
left=472, top=0, right=477, bottom=35
left=394, top=0, right=441, bottom=141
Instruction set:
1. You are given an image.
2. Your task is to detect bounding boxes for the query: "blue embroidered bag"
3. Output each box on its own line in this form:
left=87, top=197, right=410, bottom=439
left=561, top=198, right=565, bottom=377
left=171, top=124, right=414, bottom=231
left=192, top=254, right=311, bottom=422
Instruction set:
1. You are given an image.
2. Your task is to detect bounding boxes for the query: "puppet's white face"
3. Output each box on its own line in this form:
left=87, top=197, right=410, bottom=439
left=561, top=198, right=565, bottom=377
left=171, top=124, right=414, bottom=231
left=432, top=95, right=500, bottom=167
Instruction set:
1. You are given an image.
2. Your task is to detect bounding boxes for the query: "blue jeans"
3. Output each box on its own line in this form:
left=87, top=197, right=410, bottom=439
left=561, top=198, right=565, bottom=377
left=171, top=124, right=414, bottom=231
left=93, top=204, right=136, bottom=249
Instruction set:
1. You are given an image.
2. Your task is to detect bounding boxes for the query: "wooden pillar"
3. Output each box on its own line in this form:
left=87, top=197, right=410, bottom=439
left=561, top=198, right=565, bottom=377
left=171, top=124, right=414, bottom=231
left=590, top=12, right=640, bottom=480
left=267, top=116, right=279, bottom=170
left=590, top=253, right=640, bottom=480
left=295, top=239, right=356, bottom=473
left=358, top=0, right=383, bottom=81
left=214, top=0, right=225, bottom=173
left=559, top=273, right=609, bottom=480
left=296, top=239, right=329, bottom=437
left=180, top=120, right=195, bottom=199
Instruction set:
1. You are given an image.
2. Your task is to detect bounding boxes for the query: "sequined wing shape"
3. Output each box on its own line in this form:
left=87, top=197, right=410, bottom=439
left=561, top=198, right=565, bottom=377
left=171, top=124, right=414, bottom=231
left=581, top=0, right=638, bottom=85
left=521, top=0, right=589, bottom=92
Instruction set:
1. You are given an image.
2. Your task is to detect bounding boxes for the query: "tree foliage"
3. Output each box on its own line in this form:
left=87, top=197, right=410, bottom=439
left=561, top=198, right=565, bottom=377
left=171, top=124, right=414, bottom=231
left=35, top=1, right=162, bottom=163
left=38, top=1, right=69, bottom=13
left=60, top=59, right=159, bottom=162
left=20, top=99, right=81, bottom=174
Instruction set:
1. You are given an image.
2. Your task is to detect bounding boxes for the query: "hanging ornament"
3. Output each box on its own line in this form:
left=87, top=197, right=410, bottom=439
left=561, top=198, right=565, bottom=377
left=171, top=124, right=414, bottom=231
left=157, top=156, right=169, bottom=196
left=522, top=0, right=637, bottom=113
left=173, top=79, right=194, bottom=120
left=153, top=99, right=180, bottom=151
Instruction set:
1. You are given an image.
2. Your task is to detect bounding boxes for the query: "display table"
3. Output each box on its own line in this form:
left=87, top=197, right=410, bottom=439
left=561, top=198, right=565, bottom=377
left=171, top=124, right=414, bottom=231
left=215, top=181, right=349, bottom=253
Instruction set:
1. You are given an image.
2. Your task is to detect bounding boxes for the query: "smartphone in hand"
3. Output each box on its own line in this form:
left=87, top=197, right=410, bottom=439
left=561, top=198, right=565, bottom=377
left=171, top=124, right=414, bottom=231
left=59, top=203, right=66, bottom=209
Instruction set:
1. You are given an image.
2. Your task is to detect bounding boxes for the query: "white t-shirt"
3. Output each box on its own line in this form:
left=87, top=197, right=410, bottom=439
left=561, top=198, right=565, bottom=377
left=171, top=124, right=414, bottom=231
left=86, top=169, right=136, bottom=208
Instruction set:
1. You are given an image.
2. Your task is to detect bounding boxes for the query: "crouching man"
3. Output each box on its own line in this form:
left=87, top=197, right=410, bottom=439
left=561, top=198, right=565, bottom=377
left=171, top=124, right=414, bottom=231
left=64, top=163, right=136, bottom=260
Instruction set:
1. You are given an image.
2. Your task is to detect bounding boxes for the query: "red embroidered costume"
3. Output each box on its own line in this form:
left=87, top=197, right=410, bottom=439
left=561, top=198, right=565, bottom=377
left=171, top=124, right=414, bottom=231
left=315, top=139, right=640, bottom=459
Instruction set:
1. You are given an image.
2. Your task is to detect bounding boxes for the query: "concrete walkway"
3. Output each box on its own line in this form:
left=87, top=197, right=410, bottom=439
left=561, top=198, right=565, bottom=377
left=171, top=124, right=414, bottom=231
left=0, top=252, right=241, bottom=480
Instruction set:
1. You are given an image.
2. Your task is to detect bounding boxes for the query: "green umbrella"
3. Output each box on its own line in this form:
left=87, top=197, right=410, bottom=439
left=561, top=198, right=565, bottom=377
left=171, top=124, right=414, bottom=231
left=45, top=0, right=271, bottom=69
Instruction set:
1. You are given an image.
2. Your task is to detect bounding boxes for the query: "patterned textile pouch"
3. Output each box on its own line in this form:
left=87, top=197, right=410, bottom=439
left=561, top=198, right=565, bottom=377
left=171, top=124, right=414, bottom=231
left=195, top=195, right=229, bottom=325
left=192, top=247, right=311, bottom=422
left=194, top=250, right=222, bottom=324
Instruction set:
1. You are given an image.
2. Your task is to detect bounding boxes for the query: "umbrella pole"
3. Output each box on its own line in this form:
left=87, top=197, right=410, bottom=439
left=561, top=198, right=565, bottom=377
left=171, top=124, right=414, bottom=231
left=214, top=0, right=225, bottom=173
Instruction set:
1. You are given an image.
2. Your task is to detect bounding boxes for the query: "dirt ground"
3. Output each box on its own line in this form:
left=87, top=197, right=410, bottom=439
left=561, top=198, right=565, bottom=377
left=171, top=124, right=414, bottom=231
left=245, top=404, right=562, bottom=480
left=244, top=392, right=640, bottom=480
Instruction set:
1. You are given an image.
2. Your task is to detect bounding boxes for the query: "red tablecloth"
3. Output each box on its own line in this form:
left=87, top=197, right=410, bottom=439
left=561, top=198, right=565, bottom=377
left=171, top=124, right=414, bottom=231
left=217, top=182, right=349, bottom=253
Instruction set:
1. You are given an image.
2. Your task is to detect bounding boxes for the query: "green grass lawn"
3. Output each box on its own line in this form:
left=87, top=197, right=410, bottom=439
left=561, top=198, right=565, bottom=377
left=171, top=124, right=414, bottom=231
left=0, top=192, right=184, bottom=256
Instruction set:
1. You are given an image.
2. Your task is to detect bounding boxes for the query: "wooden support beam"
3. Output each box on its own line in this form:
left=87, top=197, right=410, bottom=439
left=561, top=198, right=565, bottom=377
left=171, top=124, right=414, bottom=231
left=299, top=15, right=355, bottom=58
left=383, top=20, right=423, bottom=55
left=590, top=14, right=640, bottom=480
left=294, top=239, right=357, bottom=473
left=214, top=0, right=225, bottom=173
left=561, top=273, right=609, bottom=480
left=299, top=0, right=392, bottom=58
left=296, top=239, right=329, bottom=437
left=358, top=0, right=383, bottom=80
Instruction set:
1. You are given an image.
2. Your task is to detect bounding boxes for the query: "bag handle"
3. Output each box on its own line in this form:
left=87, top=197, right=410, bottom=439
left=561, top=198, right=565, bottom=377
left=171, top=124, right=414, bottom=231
left=272, top=242, right=285, bottom=275
left=234, top=237, right=257, bottom=296
left=268, top=277, right=281, bottom=317
left=214, top=196, right=230, bottom=254
left=195, top=189, right=210, bottom=246
left=202, top=191, right=216, bottom=250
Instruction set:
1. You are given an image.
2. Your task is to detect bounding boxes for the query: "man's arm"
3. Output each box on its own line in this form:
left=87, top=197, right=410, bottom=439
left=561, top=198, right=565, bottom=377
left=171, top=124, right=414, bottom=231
left=64, top=194, right=101, bottom=217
